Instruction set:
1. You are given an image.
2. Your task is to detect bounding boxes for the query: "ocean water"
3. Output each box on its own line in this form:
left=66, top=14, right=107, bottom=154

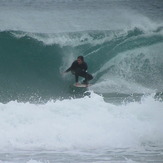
left=0, top=0, right=163, bottom=162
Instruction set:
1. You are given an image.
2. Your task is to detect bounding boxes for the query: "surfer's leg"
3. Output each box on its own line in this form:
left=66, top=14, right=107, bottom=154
left=84, top=73, right=93, bottom=84
left=71, top=71, right=79, bottom=83
left=79, top=72, right=93, bottom=84
left=75, top=74, right=79, bottom=83
left=87, top=73, right=93, bottom=81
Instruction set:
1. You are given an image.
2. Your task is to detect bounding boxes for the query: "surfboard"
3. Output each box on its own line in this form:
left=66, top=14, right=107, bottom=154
left=73, top=83, right=92, bottom=88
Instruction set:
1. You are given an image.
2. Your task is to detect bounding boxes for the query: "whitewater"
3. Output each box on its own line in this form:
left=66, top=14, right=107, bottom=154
left=0, top=0, right=163, bottom=162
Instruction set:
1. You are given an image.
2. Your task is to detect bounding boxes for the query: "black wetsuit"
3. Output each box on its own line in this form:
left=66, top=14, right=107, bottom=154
left=65, top=60, right=93, bottom=83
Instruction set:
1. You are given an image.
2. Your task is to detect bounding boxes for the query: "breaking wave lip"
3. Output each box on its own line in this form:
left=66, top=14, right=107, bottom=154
left=10, top=30, right=124, bottom=47
left=9, top=25, right=163, bottom=47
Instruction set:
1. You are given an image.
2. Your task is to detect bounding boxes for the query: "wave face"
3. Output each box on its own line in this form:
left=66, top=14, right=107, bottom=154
left=0, top=28, right=163, bottom=102
left=0, top=0, right=163, bottom=103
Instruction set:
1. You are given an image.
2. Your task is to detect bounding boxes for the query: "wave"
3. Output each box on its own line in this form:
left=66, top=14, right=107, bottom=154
left=0, top=27, right=163, bottom=102
left=0, top=93, right=163, bottom=151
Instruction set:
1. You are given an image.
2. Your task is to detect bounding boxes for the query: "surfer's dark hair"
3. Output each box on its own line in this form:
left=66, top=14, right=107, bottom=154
left=77, top=56, right=84, bottom=61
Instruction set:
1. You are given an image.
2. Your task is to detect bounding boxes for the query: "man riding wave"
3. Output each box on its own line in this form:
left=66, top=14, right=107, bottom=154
left=64, top=56, right=93, bottom=85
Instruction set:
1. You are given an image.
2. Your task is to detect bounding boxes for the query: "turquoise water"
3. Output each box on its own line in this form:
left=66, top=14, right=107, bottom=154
left=0, top=28, right=163, bottom=102
left=0, top=0, right=163, bottom=162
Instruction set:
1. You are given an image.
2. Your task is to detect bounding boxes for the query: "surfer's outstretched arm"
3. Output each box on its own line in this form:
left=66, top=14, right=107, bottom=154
left=64, top=67, right=71, bottom=73
left=64, top=61, right=76, bottom=73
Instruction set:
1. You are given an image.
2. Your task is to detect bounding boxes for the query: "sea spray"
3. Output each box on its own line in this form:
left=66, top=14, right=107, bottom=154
left=0, top=93, right=163, bottom=151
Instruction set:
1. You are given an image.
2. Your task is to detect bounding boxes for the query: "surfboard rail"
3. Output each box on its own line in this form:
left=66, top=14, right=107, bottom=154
left=73, top=83, right=92, bottom=88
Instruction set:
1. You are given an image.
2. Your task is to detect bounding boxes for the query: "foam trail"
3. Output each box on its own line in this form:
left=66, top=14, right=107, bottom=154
left=93, top=41, right=163, bottom=94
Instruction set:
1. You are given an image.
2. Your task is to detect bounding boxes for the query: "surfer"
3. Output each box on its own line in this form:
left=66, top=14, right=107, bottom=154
left=64, top=56, right=93, bottom=85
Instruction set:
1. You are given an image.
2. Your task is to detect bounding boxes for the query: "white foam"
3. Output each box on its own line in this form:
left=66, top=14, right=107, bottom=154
left=26, top=160, right=43, bottom=163
left=94, top=42, right=163, bottom=94
left=0, top=92, right=162, bottom=151
left=92, top=77, right=154, bottom=94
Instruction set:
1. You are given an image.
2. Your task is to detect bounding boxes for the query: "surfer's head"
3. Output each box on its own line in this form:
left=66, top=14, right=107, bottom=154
left=77, top=56, right=84, bottom=64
